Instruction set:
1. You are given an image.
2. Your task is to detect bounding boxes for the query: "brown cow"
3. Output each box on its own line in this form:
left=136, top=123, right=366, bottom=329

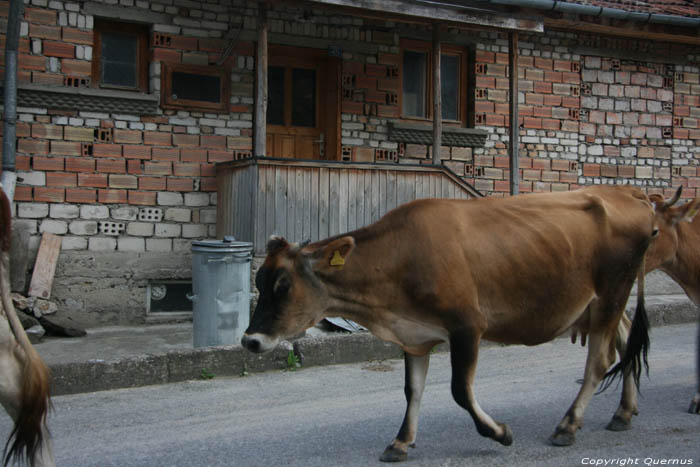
left=242, top=185, right=657, bottom=462
left=572, top=187, right=700, bottom=416
left=0, top=187, right=54, bottom=467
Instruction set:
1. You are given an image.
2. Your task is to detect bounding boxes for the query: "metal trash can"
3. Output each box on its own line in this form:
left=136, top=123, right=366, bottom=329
left=190, top=236, right=253, bottom=348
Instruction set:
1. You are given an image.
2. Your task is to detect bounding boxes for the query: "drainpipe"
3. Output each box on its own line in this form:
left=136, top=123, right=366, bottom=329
left=1, top=0, right=24, bottom=202
left=487, top=0, right=700, bottom=29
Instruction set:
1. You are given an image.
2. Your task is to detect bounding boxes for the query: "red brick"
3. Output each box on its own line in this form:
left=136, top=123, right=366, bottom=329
left=144, top=161, right=172, bottom=175
left=200, top=177, right=217, bottom=192
left=32, top=123, right=62, bottom=140
left=144, top=131, right=172, bottom=146
left=61, top=59, right=91, bottom=76
left=534, top=57, right=553, bottom=70
left=583, top=163, right=600, bottom=177
left=25, top=7, right=57, bottom=24
left=16, top=123, right=30, bottom=138
left=113, top=129, right=142, bottom=144
left=533, top=81, right=552, bottom=94
left=365, top=64, right=386, bottom=77
left=601, top=165, right=618, bottom=177
left=153, top=48, right=181, bottom=63
left=167, top=178, right=193, bottom=192
left=109, top=174, right=137, bottom=189
left=343, top=61, right=364, bottom=74
left=138, top=177, right=166, bottom=191
left=198, top=38, right=226, bottom=52
left=476, top=50, right=495, bottom=64
left=552, top=159, right=571, bottom=171
left=127, top=160, right=143, bottom=175
left=93, top=144, right=122, bottom=158
left=16, top=156, right=31, bottom=171
left=18, top=139, right=49, bottom=155
left=173, top=134, right=199, bottom=147
left=46, top=172, right=76, bottom=187
left=542, top=118, right=560, bottom=130
left=376, top=105, right=399, bottom=118
left=153, top=148, right=180, bottom=161
left=543, top=94, right=562, bottom=107
left=65, top=157, right=95, bottom=172
left=523, top=117, right=542, bottom=129
left=33, top=156, right=64, bottom=171
left=65, top=188, right=96, bottom=203
left=208, top=149, right=233, bottom=162
left=533, top=106, right=551, bottom=118
left=355, top=75, right=377, bottom=89
left=50, top=141, right=82, bottom=156
left=31, top=72, right=64, bottom=86
left=476, top=76, right=495, bottom=89
left=98, top=189, right=127, bottom=203
left=19, top=54, right=45, bottom=71
left=365, top=89, right=386, bottom=104
left=562, top=96, right=580, bottom=108
left=62, top=28, right=93, bottom=45
left=200, top=135, right=226, bottom=149
left=123, top=145, right=151, bottom=159
left=342, top=101, right=363, bottom=115
left=229, top=104, right=252, bottom=113
left=173, top=163, right=200, bottom=177
left=34, top=187, right=64, bottom=202
left=562, top=72, right=580, bottom=84
left=78, top=173, right=108, bottom=188
left=43, top=41, right=75, bottom=58
left=96, top=159, right=125, bottom=174
left=378, top=53, right=399, bottom=66
left=475, top=101, right=495, bottom=113
left=14, top=186, right=32, bottom=201
left=128, top=191, right=156, bottom=206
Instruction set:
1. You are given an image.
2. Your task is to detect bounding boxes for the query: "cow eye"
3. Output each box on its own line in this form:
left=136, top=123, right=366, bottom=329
left=274, top=276, right=291, bottom=297
left=651, top=227, right=659, bottom=238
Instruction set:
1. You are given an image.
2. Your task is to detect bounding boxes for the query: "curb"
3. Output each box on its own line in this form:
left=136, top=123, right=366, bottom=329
left=48, top=298, right=697, bottom=396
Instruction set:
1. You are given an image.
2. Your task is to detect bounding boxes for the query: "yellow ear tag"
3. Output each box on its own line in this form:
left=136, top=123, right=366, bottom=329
left=330, top=250, right=345, bottom=268
left=687, top=207, right=699, bottom=221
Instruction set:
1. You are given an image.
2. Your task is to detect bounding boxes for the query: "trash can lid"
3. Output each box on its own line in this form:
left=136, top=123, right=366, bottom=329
left=192, top=236, right=253, bottom=253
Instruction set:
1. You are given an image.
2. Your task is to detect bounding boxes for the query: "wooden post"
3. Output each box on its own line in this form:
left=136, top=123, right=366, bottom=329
left=254, top=2, right=268, bottom=158
left=432, top=23, right=442, bottom=165
left=508, top=31, right=520, bottom=196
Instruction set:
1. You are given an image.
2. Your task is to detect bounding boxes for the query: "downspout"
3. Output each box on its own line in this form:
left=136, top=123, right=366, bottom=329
left=488, top=0, right=700, bottom=28
left=1, top=0, right=24, bottom=202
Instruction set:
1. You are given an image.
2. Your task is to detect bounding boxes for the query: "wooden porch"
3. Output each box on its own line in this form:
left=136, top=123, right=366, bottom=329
left=216, top=158, right=482, bottom=255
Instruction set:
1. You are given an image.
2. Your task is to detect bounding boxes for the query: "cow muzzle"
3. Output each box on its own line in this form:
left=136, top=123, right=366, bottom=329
left=241, top=333, right=279, bottom=353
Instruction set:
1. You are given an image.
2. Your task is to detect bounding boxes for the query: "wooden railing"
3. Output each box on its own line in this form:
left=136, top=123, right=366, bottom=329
left=216, top=157, right=482, bottom=255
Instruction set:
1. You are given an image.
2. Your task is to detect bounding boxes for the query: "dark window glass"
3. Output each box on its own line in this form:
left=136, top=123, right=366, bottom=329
left=171, top=72, right=221, bottom=103
left=101, top=31, right=138, bottom=88
left=291, top=68, right=316, bottom=127
left=267, top=66, right=285, bottom=125
left=402, top=51, right=427, bottom=118
left=441, top=54, right=459, bottom=121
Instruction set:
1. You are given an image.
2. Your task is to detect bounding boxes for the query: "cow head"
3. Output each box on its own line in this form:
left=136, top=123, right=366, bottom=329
left=646, top=187, right=700, bottom=271
left=241, top=235, right=356, bottom=353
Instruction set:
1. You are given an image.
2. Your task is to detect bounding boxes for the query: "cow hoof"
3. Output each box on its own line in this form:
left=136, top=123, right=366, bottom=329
left=498, top=423, right=513, bottom=446
left=380, top=446, right=407, bottom=463
left=606, top=415, right=631, bottom=432
left=689, top=401, right=699, bottom=414
left=549, top=431, right=575, bottom=447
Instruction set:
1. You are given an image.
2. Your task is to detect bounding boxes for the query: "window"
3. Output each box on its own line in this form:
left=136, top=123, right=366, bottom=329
left=267, top=65, right=318, bottom=128
left=400, top=39, right=469, bottom=125
left=92, top=20, right=149, bottom=92
left=161, top=63, right=230, bottom=112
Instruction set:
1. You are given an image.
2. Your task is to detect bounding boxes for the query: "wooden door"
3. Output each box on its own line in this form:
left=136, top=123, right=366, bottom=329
left=266, top=46, right=339, bottom=160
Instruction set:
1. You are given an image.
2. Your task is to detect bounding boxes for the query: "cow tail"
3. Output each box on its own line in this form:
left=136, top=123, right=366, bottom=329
left=0, top=190, right=52, bottom=467
left=600, top=257, right=650, bottom=393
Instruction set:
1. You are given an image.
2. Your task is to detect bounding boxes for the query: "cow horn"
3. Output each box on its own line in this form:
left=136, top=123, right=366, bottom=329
left=663, top=186, right=682, bottom=208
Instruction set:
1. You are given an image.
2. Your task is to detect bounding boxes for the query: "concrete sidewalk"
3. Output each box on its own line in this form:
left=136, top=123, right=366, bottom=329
left=34, top=292, right=698, bottom=396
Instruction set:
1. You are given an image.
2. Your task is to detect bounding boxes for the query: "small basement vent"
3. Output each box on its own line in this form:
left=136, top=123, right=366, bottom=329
left=148, top=281, right=193, bottom=313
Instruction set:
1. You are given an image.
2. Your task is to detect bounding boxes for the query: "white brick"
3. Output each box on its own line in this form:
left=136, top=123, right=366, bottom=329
left=40, top=220, right=68, bottom=234
left=118, top=237, right=145, bottom=252
left=155, top=223, right=182, bottom=237
left=80, top=205, right=109, bottom=219
left=69, top=220, right=98, bottom=235
left=111, top=206, right=139, bottom=220
left=17, top=203, right=49, bottom=218
left=61, top=236, right=88, bottom=250
left=182, top=224, right=207, bottom=238
left=17, top=171, right=46, bottom=186
left=126, top=222, right=154, bottom=236
left=164, top=208, right=191, bottom=222
left=49, top=204, right=79, bottom=219
left=173, top=239, right=191, bottom=252
left=200, top=208, right=216, bottom=224
left=89, top=237, right=117, bottom=251
left=184, top=193, right=209, bottom=207
left=146, top=238, right=172, bottom=252
left=158, top=192, right=183, bottom=206
left=13, top=219, right=38, bottom=234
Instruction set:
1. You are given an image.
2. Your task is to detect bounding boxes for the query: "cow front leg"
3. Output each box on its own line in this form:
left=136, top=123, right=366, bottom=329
left=607, top=314, right=638, bottom=431
left=380, top=352, right=430, bottom=463
left=551, top=330, right=614, bottom=446
left=449, top=330, right=512, bottom=447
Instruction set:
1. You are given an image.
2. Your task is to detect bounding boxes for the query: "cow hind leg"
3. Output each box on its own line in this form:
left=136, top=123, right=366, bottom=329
left=607, top=314, right=639, bottom=431
left=380, top=352, right=430, bottom=463
left=449, top=330, right=512, bottom=447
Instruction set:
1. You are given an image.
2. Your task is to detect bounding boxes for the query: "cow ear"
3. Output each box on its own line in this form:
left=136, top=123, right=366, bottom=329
left=671, top=198, right=700, bottom=225
left=307, top=236, right=355, bottom=272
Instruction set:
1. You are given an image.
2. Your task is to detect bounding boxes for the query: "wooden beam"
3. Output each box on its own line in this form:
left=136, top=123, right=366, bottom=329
left=299, top=0, right=543, bottom=32
left=254, top=2, right=268, bottom=158
left=508, top=31, right=519, bottom=197
left=432, top=23, right=442, bottom=165
left=28, top=232, right=62, bottom=300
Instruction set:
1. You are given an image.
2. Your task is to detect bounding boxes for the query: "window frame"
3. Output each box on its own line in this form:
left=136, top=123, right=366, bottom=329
left=399, top=39, right=469, bottom=127
left=161, top=63, right=231, bottom=113
left=91, top=19, right=150, bottom=93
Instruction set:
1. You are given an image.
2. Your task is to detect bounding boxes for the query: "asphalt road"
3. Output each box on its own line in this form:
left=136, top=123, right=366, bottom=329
left=1, top=323, right=697, bottom=467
